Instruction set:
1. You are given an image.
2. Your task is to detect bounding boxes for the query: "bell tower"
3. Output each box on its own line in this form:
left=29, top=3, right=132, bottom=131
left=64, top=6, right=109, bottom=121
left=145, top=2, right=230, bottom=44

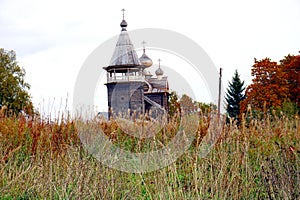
left=103, top=9, right=147, bottom=118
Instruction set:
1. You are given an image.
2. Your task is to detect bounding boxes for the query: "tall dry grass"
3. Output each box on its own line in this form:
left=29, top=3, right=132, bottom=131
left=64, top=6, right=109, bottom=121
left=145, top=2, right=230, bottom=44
left=0, top=108, right=299, bottom=199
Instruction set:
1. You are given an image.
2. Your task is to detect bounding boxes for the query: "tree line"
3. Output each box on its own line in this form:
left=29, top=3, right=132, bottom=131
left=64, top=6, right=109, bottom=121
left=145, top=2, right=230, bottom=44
left=1, top=47, right=299, bottom=119
left=226, top=52, right=300, bottom=123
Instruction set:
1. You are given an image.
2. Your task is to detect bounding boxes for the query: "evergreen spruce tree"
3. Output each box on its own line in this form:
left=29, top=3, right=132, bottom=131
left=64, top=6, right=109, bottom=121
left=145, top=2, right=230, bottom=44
left=225, top=70, right=246, bottom=122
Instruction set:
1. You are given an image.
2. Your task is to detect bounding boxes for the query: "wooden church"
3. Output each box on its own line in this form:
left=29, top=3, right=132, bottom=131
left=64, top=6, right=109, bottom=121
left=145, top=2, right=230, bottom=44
left=103, top=11, right=169, bottom=118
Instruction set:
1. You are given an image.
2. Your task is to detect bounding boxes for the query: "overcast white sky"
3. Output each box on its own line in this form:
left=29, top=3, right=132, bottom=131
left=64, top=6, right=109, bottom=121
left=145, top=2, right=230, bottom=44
left=1, top=0, right=299, bottom=115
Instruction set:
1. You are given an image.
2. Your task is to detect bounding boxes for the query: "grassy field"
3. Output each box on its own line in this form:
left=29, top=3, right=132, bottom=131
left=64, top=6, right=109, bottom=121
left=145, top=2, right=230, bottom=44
left=0, top=109, right=299, bottom=199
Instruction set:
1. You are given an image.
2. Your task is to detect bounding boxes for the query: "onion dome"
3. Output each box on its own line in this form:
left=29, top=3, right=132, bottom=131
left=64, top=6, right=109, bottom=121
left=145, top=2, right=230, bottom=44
left=155, top=59, right=164, bottom=76
left=155, top=67, right=164, bottom=76
left=120, top=19, right=127, bottom=31
left=139, top=41, right=153, bottom=68
left=143, top=70, right=152, bottom=76
left=140, top=53, right=153, bottom=68
left=120, top=8, right=127, bottom=31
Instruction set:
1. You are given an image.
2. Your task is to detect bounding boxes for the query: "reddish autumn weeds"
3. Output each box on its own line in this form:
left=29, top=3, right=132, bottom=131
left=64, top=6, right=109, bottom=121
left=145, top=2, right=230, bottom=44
left=0, top=110, right=299, bottom=199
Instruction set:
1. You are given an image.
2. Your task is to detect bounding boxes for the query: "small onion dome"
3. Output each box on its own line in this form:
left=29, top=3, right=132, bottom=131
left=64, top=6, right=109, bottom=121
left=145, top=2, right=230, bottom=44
left=155, top=67, right=164, bottom=76
left=143, top=70, right=152, bottom=78
left=120, top=19, right=127, bottom=31
left=143, top=70, right=152, bottom=76
left=139, top=53, right=153, bottom=67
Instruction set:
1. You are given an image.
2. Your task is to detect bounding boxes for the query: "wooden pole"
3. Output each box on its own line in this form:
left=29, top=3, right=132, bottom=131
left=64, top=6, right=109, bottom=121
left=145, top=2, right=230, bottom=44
left=218, top=68, right=222, bottom=120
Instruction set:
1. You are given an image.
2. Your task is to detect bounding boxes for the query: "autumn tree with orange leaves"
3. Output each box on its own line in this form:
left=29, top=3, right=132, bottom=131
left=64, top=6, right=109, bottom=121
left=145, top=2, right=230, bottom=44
left=280, top=54, right=300, bottom=107
left=241, top=52, right=300, bottom=115
left=240, top=58, right=290, bottom=113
